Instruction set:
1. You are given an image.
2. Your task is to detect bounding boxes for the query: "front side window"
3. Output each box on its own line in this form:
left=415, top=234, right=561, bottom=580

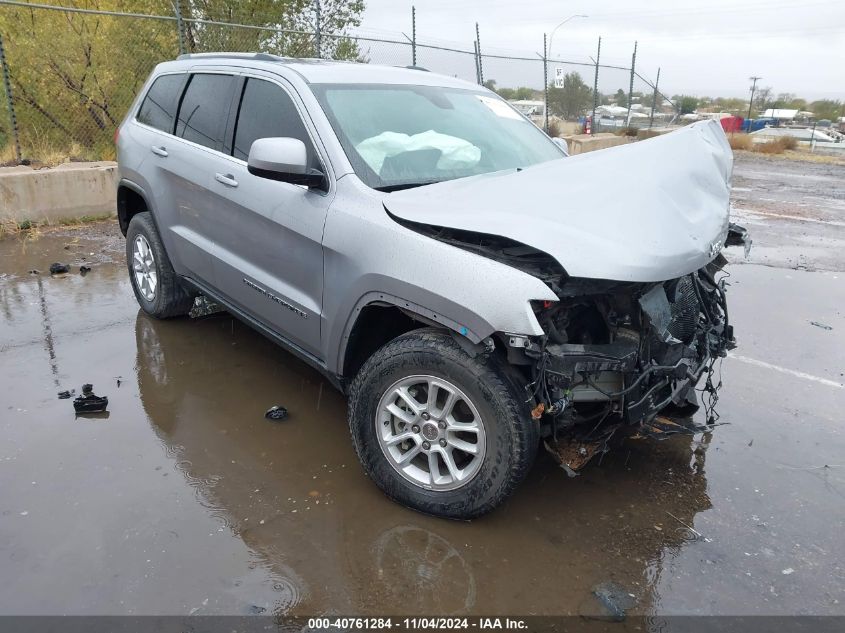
left=175, top=73, right=234, bottom=151
left=137, top=74, right=184, bottom=133
left=311, top=83, right=564, bottom=191
left=233, top=78, right=316, bottom=166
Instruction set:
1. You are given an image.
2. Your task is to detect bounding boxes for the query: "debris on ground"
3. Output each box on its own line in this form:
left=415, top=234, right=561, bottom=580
left=265, top=406, right=289, bottom=421
left=29, top=269, right=40, bottom=275
left=634, top=415, right=720, bottom=439
left=73, top=383, right=109, bottom=414
left=79, top=265, right=92, bottom=276
left=544, top=437, right=603, bottom=478
left=584, top=581, right=639, bottom=622
left=49, top=263, right=70, bottom=275
left=57, top=389, right=75, bottom=400
left=189, top=295, right=225, bottom=319
left=809, top=321, right=833, bottom=331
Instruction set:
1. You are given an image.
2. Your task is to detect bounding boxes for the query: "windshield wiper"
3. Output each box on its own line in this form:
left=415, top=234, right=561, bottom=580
left=375, top=180, right=443, bottom=193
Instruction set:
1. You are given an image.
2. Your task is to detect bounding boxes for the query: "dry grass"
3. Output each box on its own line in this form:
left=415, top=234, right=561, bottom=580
left=0, top=216, right=42, bottom=240
left=728, top=134, right=754, bottom=151
left=729, top=133, right=801, bottom=155
left=0, top=213, right=114, bottom=240
left=546, top=118, right=562, bottom=138
left=1, top=135, right=112, bottom=167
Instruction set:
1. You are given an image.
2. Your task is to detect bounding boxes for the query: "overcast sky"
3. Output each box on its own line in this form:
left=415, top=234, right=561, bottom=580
left=356, top=0, right=845, bottom=101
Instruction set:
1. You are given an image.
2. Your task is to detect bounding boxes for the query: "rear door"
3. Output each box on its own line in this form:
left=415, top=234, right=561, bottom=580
left=202, top=73, right=332, bottom=359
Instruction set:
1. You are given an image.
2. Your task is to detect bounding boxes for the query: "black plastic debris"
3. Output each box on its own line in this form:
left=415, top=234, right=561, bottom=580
left=189, top=295, right=225, bottom=319
left=810, top=321, right=833, bottom=331
left=49, top=263, right=70, bottom=275
left=73, top=384, right=109, bottom=414
left=29, top=269, right=40, bottom=275
left=79, top=265, right=92, bottom=276
left=265, top=406, right=288, bottom=421
left=57, top=389, right=75, bottom=400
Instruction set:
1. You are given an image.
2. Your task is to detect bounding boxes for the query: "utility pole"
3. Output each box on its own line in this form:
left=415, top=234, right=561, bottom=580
left=626, top=41, right=637, bottom=126
left=411, top=6, right=416, bottom=67
left=591, top=36, right=601, bottom=136
left=649, top=67, right=660, bottom=129
left=314, top=0, right=322, bottom=58
left=475, top=23, right=483, bottom=85
left=543, top=33, right=549, bottom=133
left=747, top=76, right=761, bottom=129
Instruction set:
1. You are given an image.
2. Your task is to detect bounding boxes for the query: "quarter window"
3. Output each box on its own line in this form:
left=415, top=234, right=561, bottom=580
left=175, top=73, right=234, bottom=151
left=136, top=74, right=184, bottom=133
left=233, top=78, right=315, bottom=165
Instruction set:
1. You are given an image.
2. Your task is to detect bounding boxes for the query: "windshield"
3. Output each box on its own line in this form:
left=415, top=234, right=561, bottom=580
left=311, top=83, right=564, bottom=191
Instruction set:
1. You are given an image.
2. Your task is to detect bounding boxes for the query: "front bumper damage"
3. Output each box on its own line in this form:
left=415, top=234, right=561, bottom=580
left=515, top=246, right=744, bottom=475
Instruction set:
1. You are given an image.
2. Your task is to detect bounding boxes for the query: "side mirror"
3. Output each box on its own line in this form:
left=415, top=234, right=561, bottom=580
left=247, top=137, right=325, bottom=188
left=552, top=138, right=569, bottom=156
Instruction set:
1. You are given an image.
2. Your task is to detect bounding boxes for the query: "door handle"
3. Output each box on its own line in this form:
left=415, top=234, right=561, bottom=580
left=215, top=173, right=239, bottom=188
left=150, top=145, right=168, bottom=157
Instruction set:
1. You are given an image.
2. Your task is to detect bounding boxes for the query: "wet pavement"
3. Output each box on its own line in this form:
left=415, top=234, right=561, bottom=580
left=1, top=153, right=844, bottom=620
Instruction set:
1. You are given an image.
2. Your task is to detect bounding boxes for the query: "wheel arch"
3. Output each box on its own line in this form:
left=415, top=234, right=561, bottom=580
left=117, top=179, right=155, bottom=236
left=336, top=292, right=495, bottom=386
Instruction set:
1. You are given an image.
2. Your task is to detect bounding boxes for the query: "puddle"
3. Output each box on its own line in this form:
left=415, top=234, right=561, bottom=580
left=1, top=222, right=844, bottom=618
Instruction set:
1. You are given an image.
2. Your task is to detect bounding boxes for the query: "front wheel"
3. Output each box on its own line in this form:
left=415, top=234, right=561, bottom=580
left=348, top=330, right=538, bottom=519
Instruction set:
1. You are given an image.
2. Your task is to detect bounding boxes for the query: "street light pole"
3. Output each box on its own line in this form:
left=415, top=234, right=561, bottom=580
left=547, top=14, right=588, bottom=62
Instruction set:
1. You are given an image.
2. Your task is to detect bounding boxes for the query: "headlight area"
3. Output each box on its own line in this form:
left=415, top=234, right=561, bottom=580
left=505, top=256, right=736, bottom=476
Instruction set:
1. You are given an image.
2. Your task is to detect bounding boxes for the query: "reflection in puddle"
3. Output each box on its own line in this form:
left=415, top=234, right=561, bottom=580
left=373, top=526, right=476, bottom=614
left=132, top=309, right=715, bottom=616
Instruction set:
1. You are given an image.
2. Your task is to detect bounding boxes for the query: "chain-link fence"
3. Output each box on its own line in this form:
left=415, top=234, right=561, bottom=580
left=0, top=0, right=677, bottom=165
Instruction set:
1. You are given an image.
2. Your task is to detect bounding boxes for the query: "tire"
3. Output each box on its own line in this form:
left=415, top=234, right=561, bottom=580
left=348, top=329, right=538, bottom=519
left=126, top=212, right=194, bottom=319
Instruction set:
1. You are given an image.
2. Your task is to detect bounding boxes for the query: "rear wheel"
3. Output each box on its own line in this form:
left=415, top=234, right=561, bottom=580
left=348, top=329, right=538, bottom=519
left=126, top=212, right=194, bottom=319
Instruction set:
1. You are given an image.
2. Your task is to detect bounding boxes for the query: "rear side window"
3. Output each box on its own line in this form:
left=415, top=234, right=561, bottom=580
left=233, top=78, right=316, bottom=165
left=175, top=73, right=234, bottom=151
left=136, top=74, right=184, bottom=133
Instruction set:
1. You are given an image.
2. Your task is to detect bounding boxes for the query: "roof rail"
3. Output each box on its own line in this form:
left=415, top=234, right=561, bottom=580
left=403, top=65, right=430, bottom=72
left=176, top=52, right=286, bottom=62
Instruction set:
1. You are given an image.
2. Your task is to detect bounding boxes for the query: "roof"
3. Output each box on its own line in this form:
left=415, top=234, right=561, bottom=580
left=762, top=108, right=799, bottom=119
left=171, top=53, right=480, bottom=89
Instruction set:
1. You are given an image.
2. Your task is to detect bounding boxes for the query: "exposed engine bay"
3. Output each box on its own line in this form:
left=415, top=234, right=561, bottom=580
left=503, top=236, right=748, bottom=474
left=400, top=218, right=750, bottom=476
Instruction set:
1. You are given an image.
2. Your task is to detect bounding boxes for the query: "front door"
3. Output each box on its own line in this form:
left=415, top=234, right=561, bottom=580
left=203, top=75, right=331, bottom=359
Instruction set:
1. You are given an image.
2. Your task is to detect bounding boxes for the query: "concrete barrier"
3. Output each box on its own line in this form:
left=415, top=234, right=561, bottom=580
left=561, top=133, right=632, bottom=155
left=0, top=161, right=118, bottom=224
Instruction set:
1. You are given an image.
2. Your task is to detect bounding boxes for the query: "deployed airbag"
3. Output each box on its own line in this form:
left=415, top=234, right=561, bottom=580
left=356, top=130, right=481, bottom=174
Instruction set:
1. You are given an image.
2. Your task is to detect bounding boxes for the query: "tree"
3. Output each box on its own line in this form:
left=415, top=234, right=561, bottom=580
left=547, top=71, right=592, bottom=120
left=0, top=0, right=365, bottom=160
left=483, top=79, right=497, bottom=92
left=754, top=86, right=773, bottom=112
left=809, top=99, right=843, bottom=121
left=677, top=95, right=698, bottom=115
left=614, top=88, right=627, bottom=108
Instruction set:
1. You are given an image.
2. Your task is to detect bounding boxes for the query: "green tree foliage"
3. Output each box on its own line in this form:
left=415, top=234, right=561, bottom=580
left=547, top=71, right=592, bottom=120
left=0, top=0, right=364, bottom=160
left=677, top=95, right=699, bottom=115
left=492, top=85, right=537, bottom=101
left=614, top=88, right=627, bottom=107
left=808, top=99, right=843, bottom=121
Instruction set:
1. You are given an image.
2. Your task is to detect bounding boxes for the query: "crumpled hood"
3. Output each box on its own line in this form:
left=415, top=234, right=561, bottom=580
left=384, top=120, right=733, bottom=283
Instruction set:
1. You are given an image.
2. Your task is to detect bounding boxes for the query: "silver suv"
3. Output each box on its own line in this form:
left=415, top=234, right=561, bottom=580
left=117, top=53, right=748, bottom=518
